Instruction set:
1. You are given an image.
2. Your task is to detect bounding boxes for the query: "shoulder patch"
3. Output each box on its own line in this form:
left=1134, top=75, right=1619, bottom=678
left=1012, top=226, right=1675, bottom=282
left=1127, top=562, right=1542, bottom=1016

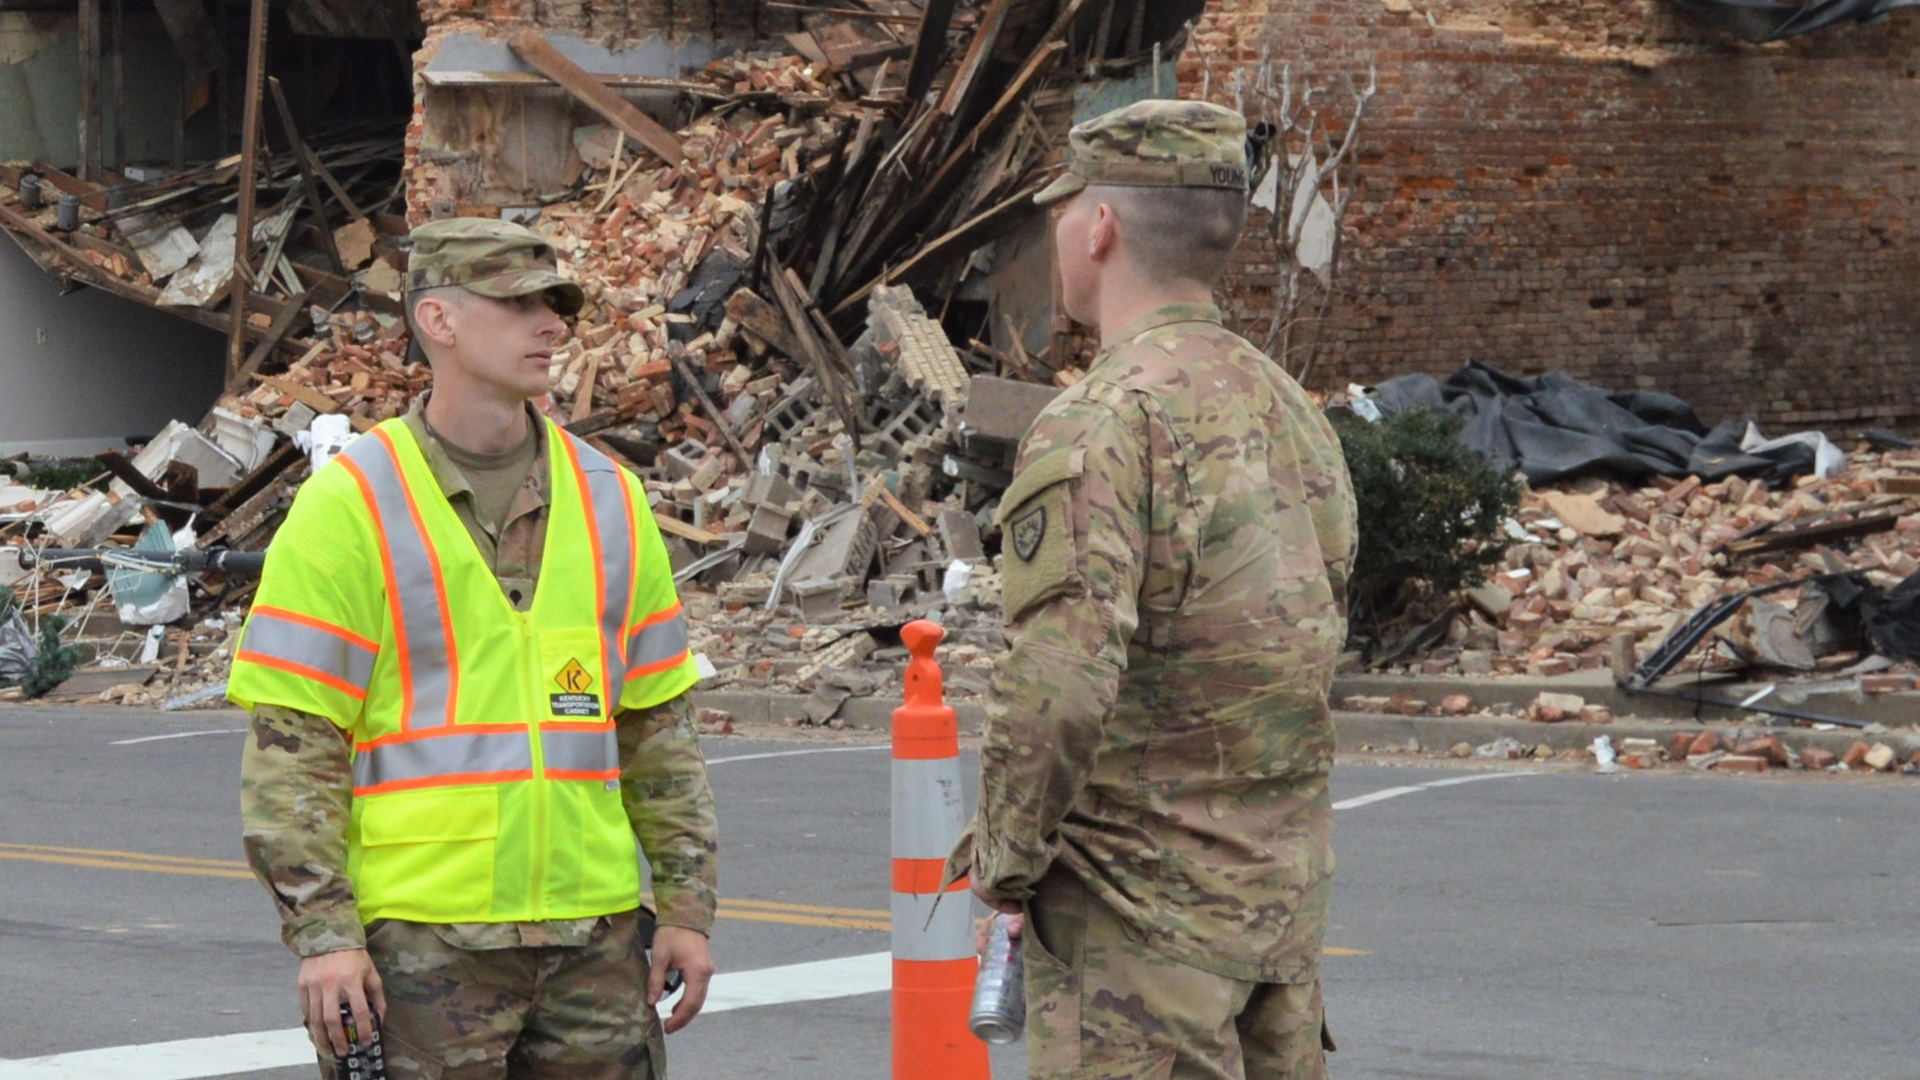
left=1010, top=505, right=1047, bottom=561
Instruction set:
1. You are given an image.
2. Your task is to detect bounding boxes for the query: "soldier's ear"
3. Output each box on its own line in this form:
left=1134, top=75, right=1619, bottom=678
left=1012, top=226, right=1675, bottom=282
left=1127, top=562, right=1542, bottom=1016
left=1088, top=202, right=1119, bottom=262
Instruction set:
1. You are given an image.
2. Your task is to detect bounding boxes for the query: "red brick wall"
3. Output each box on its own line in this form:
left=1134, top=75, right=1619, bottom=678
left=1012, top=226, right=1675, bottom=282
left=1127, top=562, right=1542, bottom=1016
left=414, top=0, right=781, bottom=40
left=1187, top=0, right=1920, bottom=429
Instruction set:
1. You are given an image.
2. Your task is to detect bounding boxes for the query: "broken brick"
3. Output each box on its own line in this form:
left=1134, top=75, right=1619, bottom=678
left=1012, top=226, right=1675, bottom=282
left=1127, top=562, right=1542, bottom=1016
left=1528, top=691, right=1585, bottom=723
left=1734, top=736, right=1790, bottom=768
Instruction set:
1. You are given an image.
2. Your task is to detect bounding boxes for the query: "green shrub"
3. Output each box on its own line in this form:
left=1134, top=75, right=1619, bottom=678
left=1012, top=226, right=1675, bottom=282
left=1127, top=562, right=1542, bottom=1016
left=21, top=459, right=103, bottom=493
left=23, top=615, right=79, bottom=699
left=1331, top=406, right=1519, bottom=637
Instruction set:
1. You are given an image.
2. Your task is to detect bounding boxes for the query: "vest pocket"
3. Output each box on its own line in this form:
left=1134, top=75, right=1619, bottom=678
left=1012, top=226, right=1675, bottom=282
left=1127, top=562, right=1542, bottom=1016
left=357, top=787, right=501, bottom=918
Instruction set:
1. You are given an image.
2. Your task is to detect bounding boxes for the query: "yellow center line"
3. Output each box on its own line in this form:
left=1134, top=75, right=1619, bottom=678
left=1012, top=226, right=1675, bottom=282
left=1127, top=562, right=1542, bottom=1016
left=3, top=842, right=1368, bottom=952
left=0, top=851, right=256, bottom=880
left=0, top=841, right=251, bottom=869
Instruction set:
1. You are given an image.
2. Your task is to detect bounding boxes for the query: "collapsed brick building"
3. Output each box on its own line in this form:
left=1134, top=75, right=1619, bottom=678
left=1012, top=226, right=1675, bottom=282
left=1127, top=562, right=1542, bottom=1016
left=1186, top=0, right=1920, bottom=430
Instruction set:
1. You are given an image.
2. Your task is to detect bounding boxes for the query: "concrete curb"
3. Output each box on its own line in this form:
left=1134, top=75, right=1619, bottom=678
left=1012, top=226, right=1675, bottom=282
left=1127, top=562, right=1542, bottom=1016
left=1330, top=671, right=1920, bottom=727
left=687, top=692, right=1919, bottom=759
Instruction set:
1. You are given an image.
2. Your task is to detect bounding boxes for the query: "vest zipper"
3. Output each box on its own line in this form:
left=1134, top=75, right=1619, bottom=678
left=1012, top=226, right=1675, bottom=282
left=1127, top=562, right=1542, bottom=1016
left=525, top=613, right=548, bottom=920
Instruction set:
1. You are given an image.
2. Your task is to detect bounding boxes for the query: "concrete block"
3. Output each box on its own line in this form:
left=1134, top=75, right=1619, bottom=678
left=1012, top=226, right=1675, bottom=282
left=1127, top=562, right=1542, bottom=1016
left=960, top=376, right=1061, bottom=447
left=790, top=509, right=876, bottom=584
left=938, top=508, right=985, bottom=563
left=662, top=440, right=709, bottom=480
left=743, top=471, right=800, bottom=510
left=744, top=503, right=794, bottom=556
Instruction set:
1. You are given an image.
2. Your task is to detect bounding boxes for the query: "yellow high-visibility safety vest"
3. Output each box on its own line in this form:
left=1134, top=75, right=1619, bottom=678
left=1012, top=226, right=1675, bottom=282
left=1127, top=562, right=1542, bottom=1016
left=228, top=418, right=699, bottom=925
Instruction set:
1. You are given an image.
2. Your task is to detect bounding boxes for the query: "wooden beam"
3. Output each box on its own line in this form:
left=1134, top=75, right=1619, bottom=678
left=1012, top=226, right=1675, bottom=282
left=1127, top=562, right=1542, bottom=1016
left=111, top=0, right=125, bottom=172
left=77, top=0, right=102, bottom=181
left=654, top=513, right=725, bottom=546
left=227, top=0, right=268, bottom=383
left=1720, top=510, right=1905, bottom=558
left=765, top=2, right=919, bottom=23
left=920, top=38, right=1066, bottom=199
left=830, top=180, right=1046, bottom=317
left=725, top=288, right=803, bottom=360
left=904, top=0, right=960, bottom=100
left=229, top=289, right=311, bottom=393
left=507, top=30, right=686, bottom=164
left=672, top=354, right=755, bottom=465
left=936, top=0, right=1011, bottom=117
left=770, top=263, right=862, bottom=450
left=266, top=77, right=346, bottom=274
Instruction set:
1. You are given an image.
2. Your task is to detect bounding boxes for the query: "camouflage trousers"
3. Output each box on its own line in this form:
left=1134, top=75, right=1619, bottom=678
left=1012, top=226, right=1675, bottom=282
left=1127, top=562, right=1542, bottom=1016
left=1024, top=871, right=1330, bottom=1080
left=321, top=911, right=664, bottom=1080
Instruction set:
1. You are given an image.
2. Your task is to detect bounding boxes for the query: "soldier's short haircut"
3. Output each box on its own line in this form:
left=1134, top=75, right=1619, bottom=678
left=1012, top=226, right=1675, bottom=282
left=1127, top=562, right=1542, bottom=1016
left=1092, top=185, right=1248, bottom=287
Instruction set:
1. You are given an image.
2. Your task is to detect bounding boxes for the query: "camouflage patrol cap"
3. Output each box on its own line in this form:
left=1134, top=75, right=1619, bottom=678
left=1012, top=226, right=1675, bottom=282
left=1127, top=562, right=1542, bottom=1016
left=404, top=217, right=585, bottom=317
left=1034, top=99, right=1249, bottom=207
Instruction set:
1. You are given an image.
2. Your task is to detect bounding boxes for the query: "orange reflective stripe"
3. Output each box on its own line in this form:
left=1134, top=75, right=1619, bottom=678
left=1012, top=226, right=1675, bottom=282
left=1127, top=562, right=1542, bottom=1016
left=559, top=434, right=611, bottom=707
left=353, top=770, right=534, bottom=797
left=623, top=651, right=690, bottom=682
left=251, top=605, right=378, bottom=653
left=629, top=601, right=684, bottom=634
left=544, top=769, right=620, bottom=782
left=336, top=451, right=414, bottom=725
left=376, top=427, right=461, bottom=727
left=236, top=650, right=369, bottom=702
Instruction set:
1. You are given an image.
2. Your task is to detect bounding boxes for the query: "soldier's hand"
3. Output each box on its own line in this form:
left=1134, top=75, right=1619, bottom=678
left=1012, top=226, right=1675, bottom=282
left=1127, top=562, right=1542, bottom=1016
left=298, top=948, right=385, bottom=1057
left=974, top=898, right=1024, bottom=957
left=649, top=925, right=714, bottom=1034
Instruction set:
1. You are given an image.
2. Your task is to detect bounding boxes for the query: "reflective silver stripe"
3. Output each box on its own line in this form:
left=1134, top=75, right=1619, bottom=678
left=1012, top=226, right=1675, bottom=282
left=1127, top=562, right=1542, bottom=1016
left=541, top=727, right=619, bottom=776
left=565, top=432, right=636, bottom=695
left=891, top=890, right=975, bottom=962
left=891, top=758, right=969, bottom=860
left=241, top=612, right=375, bottom=693
left=339, top=430, right=453, bottom=728
left=628, top=613, right=690, bottom=671
left=353, top=731, right=533, bottom=790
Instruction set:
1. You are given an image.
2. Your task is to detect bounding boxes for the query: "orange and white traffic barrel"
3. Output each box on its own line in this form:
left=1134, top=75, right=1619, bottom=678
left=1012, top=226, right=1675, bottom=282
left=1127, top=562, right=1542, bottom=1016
left=891, top=619, right=989, bottom=1080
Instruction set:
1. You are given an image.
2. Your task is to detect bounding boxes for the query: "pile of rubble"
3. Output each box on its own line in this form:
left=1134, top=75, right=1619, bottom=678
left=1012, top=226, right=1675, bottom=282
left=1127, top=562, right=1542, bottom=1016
left=1378, top=449, right=1920, bottom=687
left=0, top=4, right=1130, bottom=711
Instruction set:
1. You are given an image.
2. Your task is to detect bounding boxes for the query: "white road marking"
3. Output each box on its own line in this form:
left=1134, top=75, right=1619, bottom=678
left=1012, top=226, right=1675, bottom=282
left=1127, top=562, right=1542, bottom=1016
left=706, top=745, right=889, bottom=765
left=109, top=729, right=246, bottom=746
left=20, top=739, right=1516, bottom=1079
left=0, top=952, right=893, bottom=1080
left=1333, top=770, right=1539, bottom=810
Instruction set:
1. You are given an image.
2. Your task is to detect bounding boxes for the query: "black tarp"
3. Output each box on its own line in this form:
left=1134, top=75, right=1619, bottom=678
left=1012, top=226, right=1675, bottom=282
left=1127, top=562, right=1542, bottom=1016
left=1664, top=0, right=1918, bottom=43
left=1364, top=360, right=1822, bottom=485
left=1817, top=571, right=1920, bottom=662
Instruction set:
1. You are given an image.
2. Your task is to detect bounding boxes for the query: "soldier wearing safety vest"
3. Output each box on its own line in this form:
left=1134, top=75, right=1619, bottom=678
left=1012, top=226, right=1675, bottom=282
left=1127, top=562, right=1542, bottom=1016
left=233, top=218, right=717, bottom=1080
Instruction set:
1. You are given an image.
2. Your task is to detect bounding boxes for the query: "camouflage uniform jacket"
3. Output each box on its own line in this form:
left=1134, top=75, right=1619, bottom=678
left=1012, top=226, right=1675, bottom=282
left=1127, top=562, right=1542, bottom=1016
left=958, top=302, right=1357, bottom=984
left=241, top=399, right=717, bottom=958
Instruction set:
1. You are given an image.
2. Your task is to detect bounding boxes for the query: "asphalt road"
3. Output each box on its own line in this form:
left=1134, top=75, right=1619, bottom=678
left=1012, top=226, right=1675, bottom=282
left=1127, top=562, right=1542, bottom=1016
left=1, top=704, right=1916, bottom=1079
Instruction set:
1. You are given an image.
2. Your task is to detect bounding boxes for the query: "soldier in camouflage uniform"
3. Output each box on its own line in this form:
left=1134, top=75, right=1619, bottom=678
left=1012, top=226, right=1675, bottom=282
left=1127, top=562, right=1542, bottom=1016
left=947, top=100, right=1358, bottom=1079
left=239, top=219, right=717, bottom=1079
